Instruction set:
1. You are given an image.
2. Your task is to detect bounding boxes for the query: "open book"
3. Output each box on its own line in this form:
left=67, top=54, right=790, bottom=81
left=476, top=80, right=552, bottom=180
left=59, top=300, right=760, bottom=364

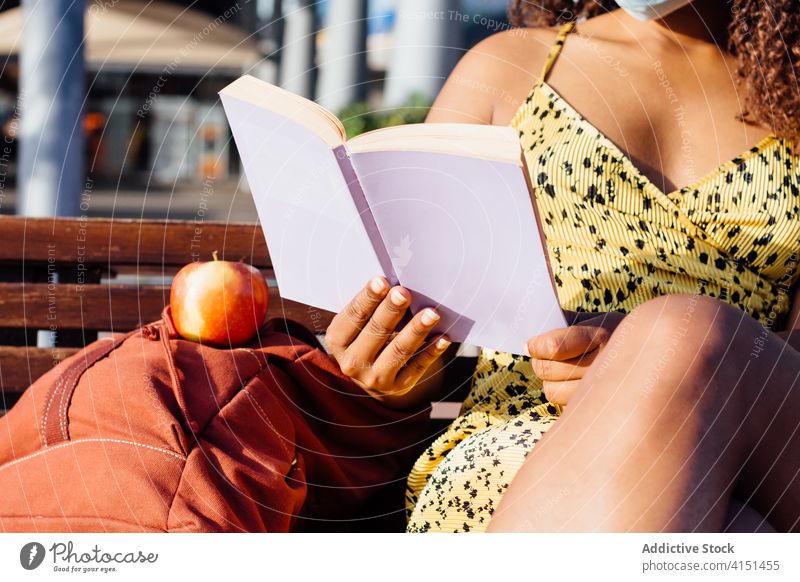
left=220, top=75, right=565, bottom=355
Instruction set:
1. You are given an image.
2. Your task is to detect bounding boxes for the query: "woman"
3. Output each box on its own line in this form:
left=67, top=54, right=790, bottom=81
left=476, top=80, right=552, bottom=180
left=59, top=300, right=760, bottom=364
left=325, top=0, right=800, bottom=532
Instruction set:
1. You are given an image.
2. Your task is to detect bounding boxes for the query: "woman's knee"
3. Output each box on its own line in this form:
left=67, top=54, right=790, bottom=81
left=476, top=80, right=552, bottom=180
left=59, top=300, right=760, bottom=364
left=608, top=294, right=756, bottom=401
left=625, top=294, right=754, bottom=359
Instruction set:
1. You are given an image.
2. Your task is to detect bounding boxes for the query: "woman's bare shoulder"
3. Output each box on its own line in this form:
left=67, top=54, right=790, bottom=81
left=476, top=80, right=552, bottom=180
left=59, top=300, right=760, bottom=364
left=426, top=26, right=560, bottom=124
left=468, top=26, right=561, bottom=82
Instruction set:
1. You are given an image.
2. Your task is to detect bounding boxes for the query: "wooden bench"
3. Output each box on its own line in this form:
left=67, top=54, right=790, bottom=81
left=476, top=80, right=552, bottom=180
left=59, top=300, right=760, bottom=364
left=0, top=216, right=474, bottom=421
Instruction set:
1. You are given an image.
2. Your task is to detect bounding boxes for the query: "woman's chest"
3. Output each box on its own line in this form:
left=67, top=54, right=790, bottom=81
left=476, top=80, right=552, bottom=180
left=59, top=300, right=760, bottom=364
left=517, top=35, right=767, bottom=193
left=518, top=89, right=800, bottom=285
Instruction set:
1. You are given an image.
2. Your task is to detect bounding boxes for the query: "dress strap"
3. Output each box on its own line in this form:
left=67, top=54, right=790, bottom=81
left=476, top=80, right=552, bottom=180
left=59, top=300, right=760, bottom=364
left=538, top=21, right=576, bottom=83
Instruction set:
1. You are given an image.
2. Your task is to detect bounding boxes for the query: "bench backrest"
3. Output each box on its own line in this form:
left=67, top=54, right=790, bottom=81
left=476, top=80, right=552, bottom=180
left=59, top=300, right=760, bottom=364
left=0, top=216, right=334, bottom=413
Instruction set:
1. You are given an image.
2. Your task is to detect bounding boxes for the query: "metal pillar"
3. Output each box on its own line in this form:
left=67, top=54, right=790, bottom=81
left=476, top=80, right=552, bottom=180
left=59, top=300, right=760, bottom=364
left=384, top=0, right=463, bottom=107
left=278, top=0, right=317, bottom=99
left=253, top=0, right=283, bottom=84
left=316, top=0, right=368, bottom=113
left=18, top=0, right=86, bottom=217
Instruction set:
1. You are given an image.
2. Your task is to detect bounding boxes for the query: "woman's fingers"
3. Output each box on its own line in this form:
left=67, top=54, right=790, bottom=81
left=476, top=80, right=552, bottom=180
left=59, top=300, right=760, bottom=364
left=326, top=276, right=389, bottom=357
left=395, top=335, right=452, bottom=394
left=527, top=324, right=611, bottom=361
left=373, top=307, right=442, bottom=384
left=347, top=285, right=412, bottom=362
left=328, top=276, right=447, bottom=398
left=542, top=380, right=582, bottom=407
left=529, top=314, right=626, bottom=407
left=530, top=348, right=601, bottom=382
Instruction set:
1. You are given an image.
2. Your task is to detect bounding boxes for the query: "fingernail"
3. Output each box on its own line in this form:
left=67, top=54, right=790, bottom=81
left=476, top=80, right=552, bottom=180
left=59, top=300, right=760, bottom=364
left=390, top=288, right=407, bottom=306
left=436, top=337, right=451, bottom=351
left=370, top=277, right=387, bottom=294
left=523, top=342, right=531, bottom=357
left=421, top=309, right=440, bottom=326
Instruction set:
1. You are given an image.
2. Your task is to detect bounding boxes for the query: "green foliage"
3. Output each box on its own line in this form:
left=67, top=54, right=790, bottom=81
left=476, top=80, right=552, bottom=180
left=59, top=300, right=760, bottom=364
left=338, top=94, right=431, bottom=139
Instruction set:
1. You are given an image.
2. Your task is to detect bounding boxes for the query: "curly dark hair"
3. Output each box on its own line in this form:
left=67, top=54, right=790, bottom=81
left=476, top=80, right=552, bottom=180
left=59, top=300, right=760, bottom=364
left=507, top=1, right=800, bottom=142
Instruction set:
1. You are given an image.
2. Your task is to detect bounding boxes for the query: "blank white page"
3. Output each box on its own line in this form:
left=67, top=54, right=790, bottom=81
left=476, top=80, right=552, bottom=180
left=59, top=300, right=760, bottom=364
left=221, top=93, right=384, bottom=314
left=350, top=148, right=566, bottom=354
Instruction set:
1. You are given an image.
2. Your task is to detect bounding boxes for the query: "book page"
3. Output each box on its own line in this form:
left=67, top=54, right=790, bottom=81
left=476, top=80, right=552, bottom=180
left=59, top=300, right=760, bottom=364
left=220, top=92, right=384, bottom=314
left=220, top=75, right=345, bottom=147
left=349, top=149, right=566, bottom=355
left=347, top=122, right=521, bottom=164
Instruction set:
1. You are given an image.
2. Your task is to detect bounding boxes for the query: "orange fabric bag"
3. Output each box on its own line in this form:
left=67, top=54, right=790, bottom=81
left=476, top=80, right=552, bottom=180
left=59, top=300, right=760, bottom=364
left=0, top=308, right=430, bottom=532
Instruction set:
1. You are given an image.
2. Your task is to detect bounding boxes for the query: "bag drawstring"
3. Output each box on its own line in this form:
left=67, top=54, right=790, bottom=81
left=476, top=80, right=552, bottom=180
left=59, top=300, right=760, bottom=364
left=143, top=320, right=200, bottom=434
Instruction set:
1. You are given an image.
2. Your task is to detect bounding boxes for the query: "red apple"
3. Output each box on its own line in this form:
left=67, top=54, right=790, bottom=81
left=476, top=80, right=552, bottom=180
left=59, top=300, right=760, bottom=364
left=170, top=253, right=269, bottom=346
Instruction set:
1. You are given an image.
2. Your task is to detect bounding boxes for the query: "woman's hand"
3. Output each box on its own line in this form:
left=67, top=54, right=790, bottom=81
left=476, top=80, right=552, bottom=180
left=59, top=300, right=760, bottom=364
left=326, top=276, right=451, bottom=407
left=527, top=312, right=626, bottom=406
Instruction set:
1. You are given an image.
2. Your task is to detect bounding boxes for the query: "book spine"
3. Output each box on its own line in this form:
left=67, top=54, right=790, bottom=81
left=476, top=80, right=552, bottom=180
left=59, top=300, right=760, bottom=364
left=333, top=144, right=400, bottom=286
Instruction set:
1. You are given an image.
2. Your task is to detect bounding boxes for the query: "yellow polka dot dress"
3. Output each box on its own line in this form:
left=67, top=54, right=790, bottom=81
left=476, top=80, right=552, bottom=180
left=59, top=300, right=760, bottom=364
left=405, top=21, right=800, bottom=533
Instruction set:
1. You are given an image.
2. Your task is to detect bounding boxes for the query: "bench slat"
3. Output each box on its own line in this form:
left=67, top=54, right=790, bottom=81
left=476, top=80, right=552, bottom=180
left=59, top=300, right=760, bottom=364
left=0, top=283, right=169, bottom=329
left=0, top=283, right=334, bottom=331
left=0, top=216, right=349, bottom=404
left=0, top=217, right=271, bottom=268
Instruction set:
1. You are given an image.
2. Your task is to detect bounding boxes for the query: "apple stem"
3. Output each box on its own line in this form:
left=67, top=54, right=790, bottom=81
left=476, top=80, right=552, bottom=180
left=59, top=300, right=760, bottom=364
left=212, top=250, right=219, bottom=261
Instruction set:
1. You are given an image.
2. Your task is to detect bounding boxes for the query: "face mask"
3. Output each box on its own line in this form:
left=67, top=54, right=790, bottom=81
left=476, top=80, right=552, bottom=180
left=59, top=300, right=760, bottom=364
left=615, top=0, right=695, bottom=21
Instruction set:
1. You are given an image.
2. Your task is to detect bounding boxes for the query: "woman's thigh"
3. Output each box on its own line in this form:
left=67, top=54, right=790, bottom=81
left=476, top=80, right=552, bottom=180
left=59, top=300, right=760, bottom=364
left=489, top=294, right=800, bottom=531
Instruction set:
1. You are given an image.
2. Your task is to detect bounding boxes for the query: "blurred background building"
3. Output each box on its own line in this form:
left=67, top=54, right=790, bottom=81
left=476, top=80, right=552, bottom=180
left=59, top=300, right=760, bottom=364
left=0, top=0, right=510, bottom=220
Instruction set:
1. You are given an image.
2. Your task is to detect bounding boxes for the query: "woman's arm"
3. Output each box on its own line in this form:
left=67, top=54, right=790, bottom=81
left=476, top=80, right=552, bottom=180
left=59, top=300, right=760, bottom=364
left=426, top=28, right=551, bottom=125
left=425, top=43, right=496, bottom=124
